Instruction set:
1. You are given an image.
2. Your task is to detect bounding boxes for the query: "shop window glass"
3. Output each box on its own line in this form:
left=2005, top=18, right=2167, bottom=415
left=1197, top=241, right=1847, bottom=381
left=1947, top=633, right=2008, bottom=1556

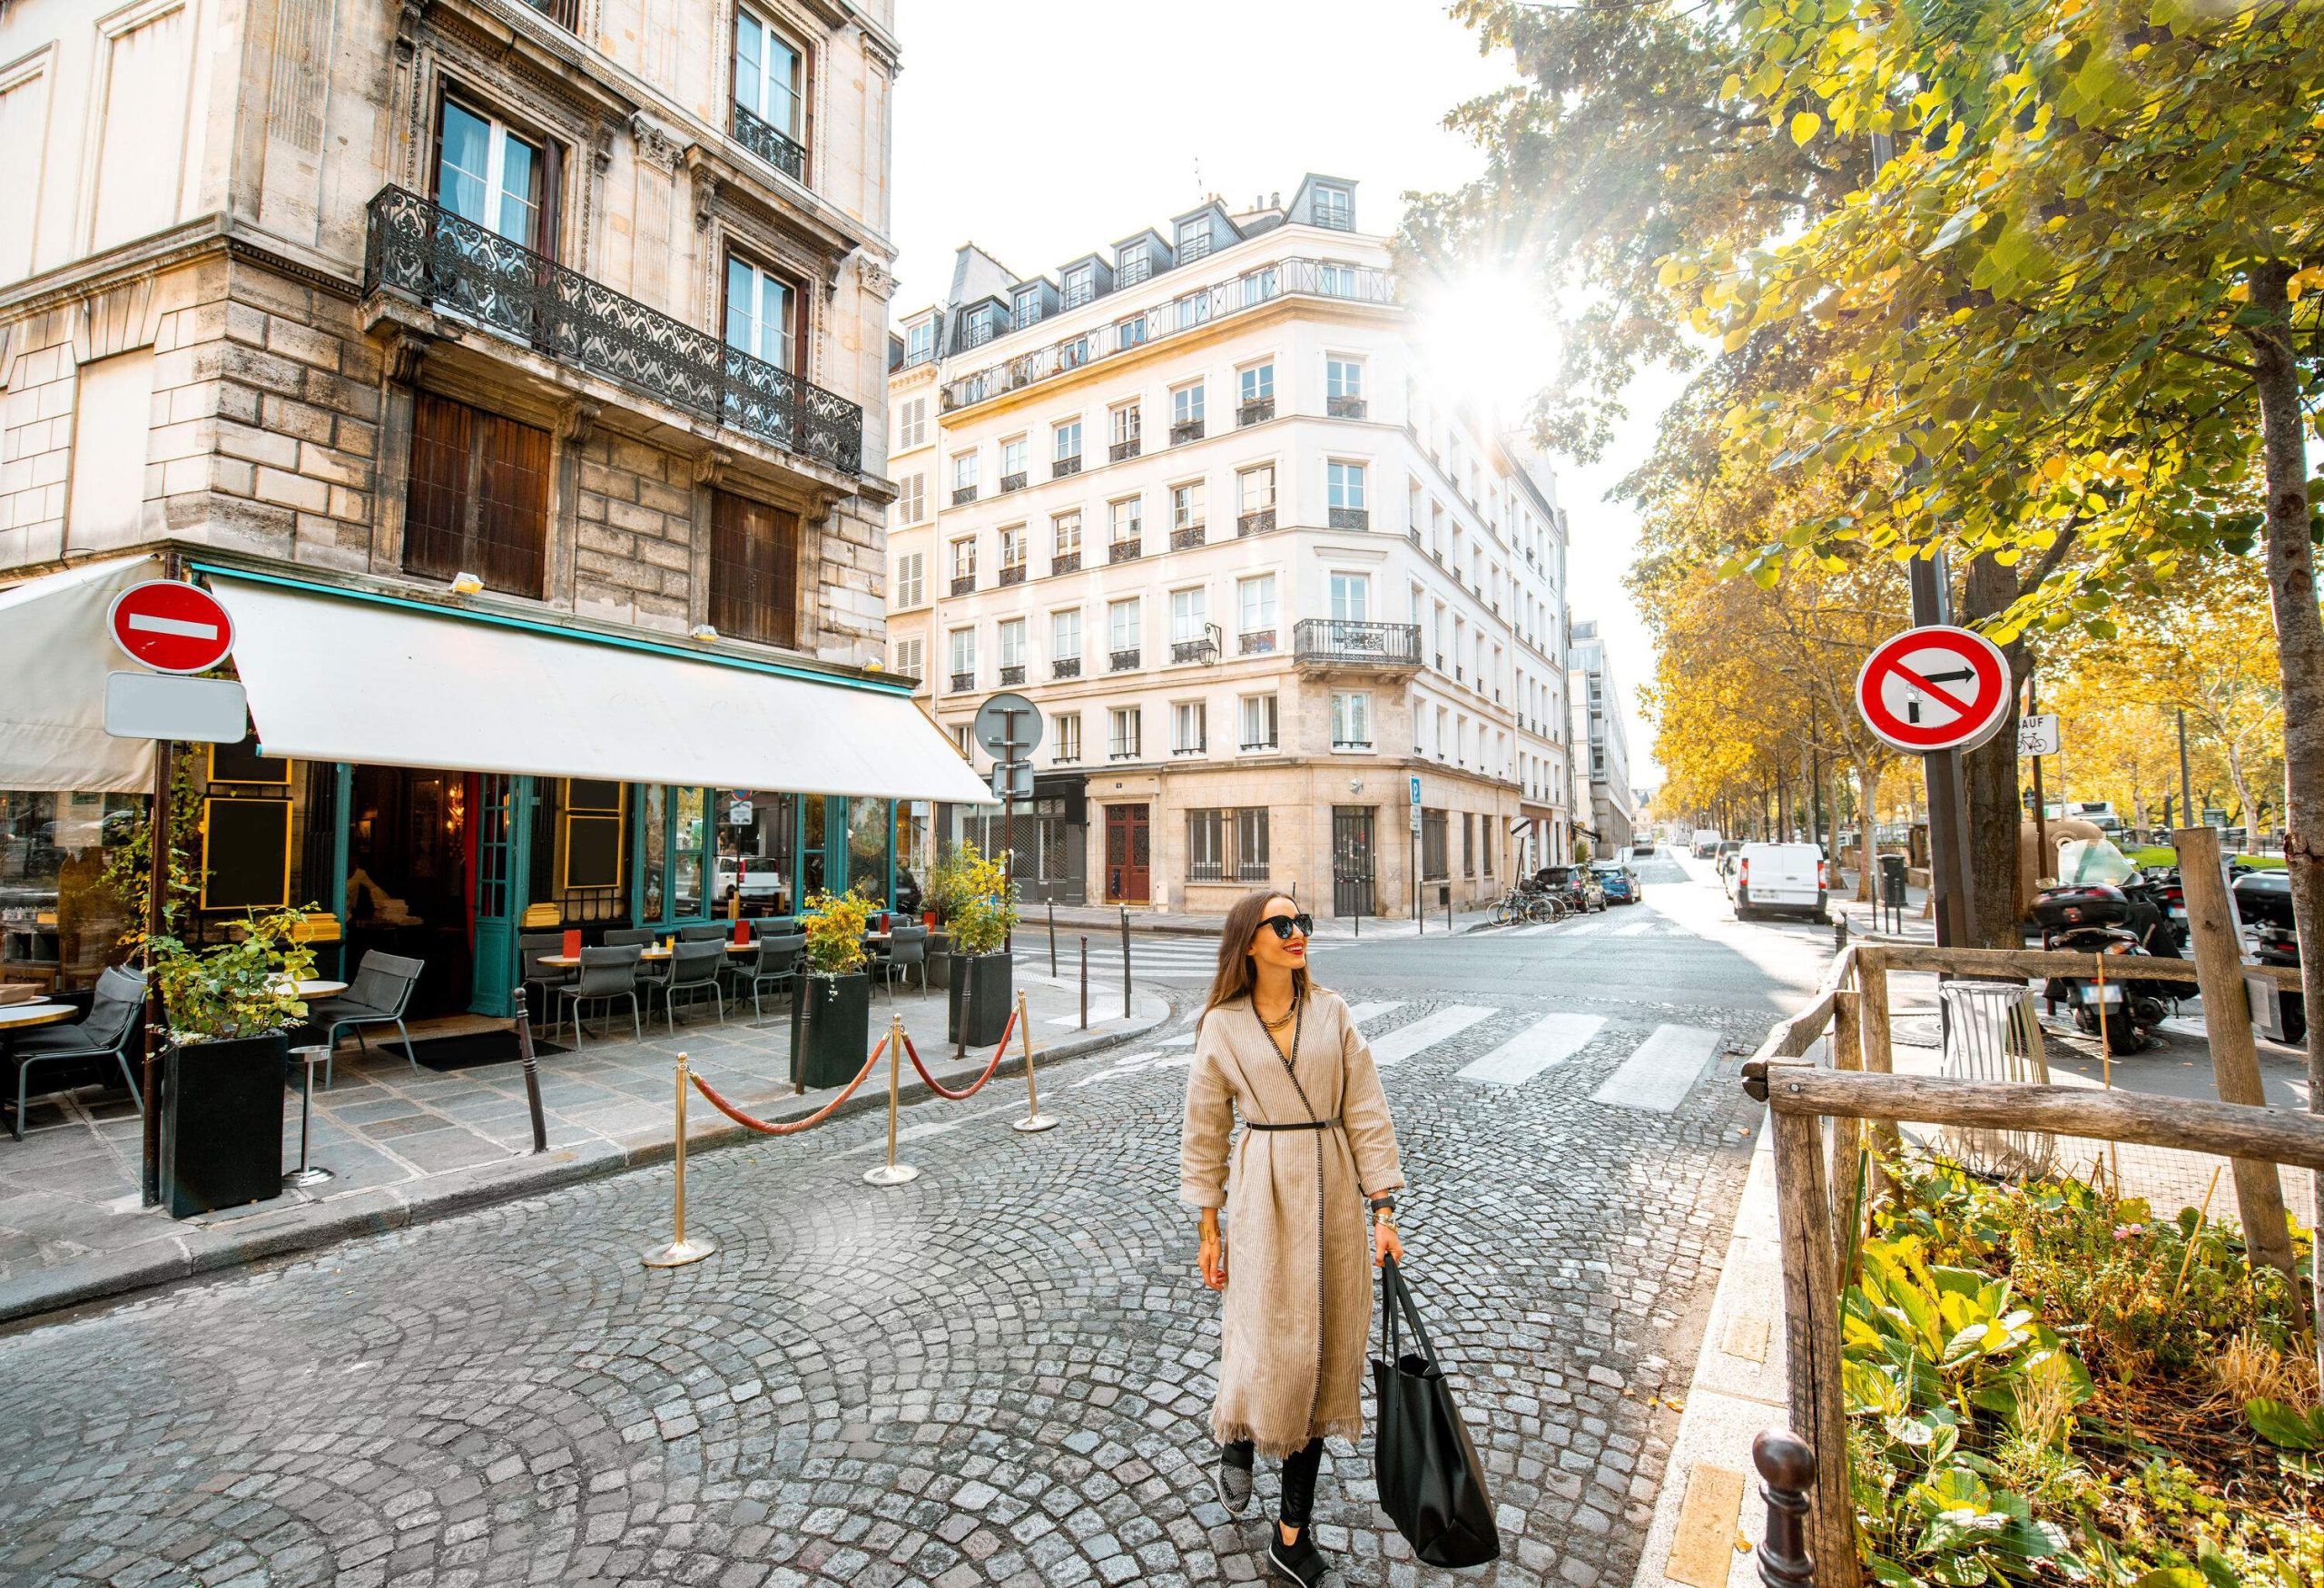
left=717, top=790, right=796, bottom=918
left=803, top=794, right=827, bottom=895
left=674, top=787, right=706, bottom=918
left=0, top=790, right=141, bottom=992
left=847, top=797, right=890, bottom=904
left=641, top=784, right=667, bottom=921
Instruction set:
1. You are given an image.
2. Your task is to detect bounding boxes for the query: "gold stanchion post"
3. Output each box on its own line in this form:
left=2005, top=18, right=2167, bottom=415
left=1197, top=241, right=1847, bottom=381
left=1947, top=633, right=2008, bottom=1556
left=1011, top=990, right=1058, bottom=1134
left=863, top=1013, right=921, bottom=1186
left=643, top=1053, right=717, bottom=1267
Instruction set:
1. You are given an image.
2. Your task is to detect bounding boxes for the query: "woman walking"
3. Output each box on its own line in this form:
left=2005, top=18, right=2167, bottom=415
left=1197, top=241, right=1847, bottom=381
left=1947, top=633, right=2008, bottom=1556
left=1180, top=891, right=1406, bottom=1587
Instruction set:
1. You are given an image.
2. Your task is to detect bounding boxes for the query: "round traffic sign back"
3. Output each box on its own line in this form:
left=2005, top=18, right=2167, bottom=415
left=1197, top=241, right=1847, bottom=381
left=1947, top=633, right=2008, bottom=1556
left=1854, top=626, right=2012, bottom=754
left=107, top=580, right=236, bottom=675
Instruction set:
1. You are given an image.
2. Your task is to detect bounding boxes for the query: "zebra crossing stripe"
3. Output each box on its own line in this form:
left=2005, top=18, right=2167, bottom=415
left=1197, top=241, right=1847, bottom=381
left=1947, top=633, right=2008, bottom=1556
left=1455, top=1013, right=1606, bottom=1086
left=1367, top=1005, right=1498, bottom=1068
left=1613, top=922, right=1654, bottom=937
left=1589, top=1024, right=1724, bottom=1112
left=1341, top=1000, right=1406, bottom=1026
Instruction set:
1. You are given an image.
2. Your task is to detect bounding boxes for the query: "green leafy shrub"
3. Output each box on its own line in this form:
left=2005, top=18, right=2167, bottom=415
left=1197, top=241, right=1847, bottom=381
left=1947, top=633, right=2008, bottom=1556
left=147, top=906, right=319, bottom=1041
left=944, top=844, right=1018, bottom=957
left=799, top=887, right=874, bottom=977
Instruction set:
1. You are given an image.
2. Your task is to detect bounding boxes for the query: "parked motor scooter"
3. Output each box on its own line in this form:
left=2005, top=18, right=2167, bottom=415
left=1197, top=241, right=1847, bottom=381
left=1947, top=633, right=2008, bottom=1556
left=2231, top=868, right=2306, bottom=1045
left=2033, top=879, right=2177, bottom=1051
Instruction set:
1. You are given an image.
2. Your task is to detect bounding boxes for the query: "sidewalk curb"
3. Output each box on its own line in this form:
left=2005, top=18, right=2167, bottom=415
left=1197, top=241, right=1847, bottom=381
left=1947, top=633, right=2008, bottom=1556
left=0, top=1003, right=1170, bottom=1328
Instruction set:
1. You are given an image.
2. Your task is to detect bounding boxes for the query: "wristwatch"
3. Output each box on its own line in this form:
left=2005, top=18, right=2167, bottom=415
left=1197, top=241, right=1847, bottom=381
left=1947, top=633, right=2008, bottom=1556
left=1369, top=1194, right=1398, bottom=1220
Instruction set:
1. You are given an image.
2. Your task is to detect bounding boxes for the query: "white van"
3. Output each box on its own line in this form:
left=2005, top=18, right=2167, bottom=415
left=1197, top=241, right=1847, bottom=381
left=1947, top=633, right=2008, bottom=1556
left=1736, top=842, right=1827, bottom=922
left=1690, top=828, right=1721, bottom=858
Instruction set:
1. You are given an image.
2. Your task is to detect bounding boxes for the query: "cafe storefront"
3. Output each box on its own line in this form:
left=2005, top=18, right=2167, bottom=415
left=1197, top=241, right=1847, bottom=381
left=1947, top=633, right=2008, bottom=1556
left=0, top=555, right=992, bottom=1019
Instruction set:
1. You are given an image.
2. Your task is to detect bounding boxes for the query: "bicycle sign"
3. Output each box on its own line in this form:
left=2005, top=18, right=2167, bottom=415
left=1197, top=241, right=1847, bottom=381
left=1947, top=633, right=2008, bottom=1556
left=1855, top=625, right=2014, bottom=755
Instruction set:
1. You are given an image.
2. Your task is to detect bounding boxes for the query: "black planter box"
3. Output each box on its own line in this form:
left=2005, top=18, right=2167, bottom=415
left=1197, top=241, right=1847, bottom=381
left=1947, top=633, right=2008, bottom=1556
left=161, top=1031, right=289, bottom=1218
left=793, top=972, right=872, bottom=1090
left=948, top=952, right=1014, bottom=1047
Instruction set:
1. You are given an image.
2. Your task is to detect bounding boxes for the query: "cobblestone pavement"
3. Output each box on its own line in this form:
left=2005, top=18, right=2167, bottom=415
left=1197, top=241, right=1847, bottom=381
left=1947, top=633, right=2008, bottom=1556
left=0, top=890, right=1799, bottom=1588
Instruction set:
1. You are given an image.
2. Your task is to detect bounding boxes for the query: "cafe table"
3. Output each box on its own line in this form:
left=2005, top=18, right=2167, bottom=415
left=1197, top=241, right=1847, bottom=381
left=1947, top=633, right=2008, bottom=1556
left=0, top=1001, right=74, bottom=1032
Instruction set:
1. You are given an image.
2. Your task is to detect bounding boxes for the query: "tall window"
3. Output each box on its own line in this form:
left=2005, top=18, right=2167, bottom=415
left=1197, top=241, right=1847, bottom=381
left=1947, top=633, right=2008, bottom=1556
left=897, top=397, right=928, bottom=449
left=1462, top=813, right=1476, bottom=877
left=1108, top=706, right=1142, bottom=759
left=1170, top=480, right=1206, bottom=531
left=1052, top=510, right=1082, bottom=558
left=1177, top=217, right=1213, bottom=261
left=998, top=618, right=1027, bottom=668
left=1177, top=291, right=1210, bottom=331
left=1311, top=184, right=1354, bottom=230
left=1014, top=285, right=1044, bottom=329
left=896, top=472, right=925, bottom=523
left=1171, top=587, right=1207, bottom=644
left=734, top=9, right=804, bottom=143
left=948, top=626, right=976, bottom=682
left=1174, top=701, right=1207, bottom=754
left=1108, top=597, right=1140, bottom=653
left=893, top=550, right=924, bottom=607
left=1327, top=357, right=1364, bottom=401
left=1331, top=691, right=1373, bottom=750
left=1000, top=436, right=1028, bottom=481
left=1186, top=808, right=1269, bottom=882
left=1109, top=497, right=1142, bottom=544
left=904, top=320, right=934, bottom=363
left=1118, top=313, right=1148, bottom=349
left=1051, top=608, right=1083, bottom=662
left=1238, top=464, right=1275, bottom=515
left=950, top=536, right=976, bottom=581
left=999, top=524, right=1026, bottom=570
left=1329, top=571, right=1371, bottom=622
left=1056, top=712, right=1083, bottom=762
left=1328, top=461, right=1367, bottom=511
left=1236, top=574, right=1276, bottom=636
left=404, top=392, right=550, bottom=597
left=1239, top=694, right=1279, bottom=751
left=892, top=634, right=923, bottom=678
left=1422, top=808, right=1448, bottom=878
left=1117, top=242, right=1150, bottom=286
left=437, top=101, right=545, bottom=249
left=1053, top=418, right=1082, bottom=464
left=1063, top=263, right=1096, bottom=308
left=952, top=451, right=979, bottom=494
left=725, top=254, right=797, bottom=370
left=1171, top=383, right=1206, bottom=429
left=1110, top=403, right=1142, bottom=448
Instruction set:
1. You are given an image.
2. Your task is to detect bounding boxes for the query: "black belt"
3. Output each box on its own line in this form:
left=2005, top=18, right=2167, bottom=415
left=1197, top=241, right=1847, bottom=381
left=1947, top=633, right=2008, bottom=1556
left=1246, top=1117, right=1342, bottom=1131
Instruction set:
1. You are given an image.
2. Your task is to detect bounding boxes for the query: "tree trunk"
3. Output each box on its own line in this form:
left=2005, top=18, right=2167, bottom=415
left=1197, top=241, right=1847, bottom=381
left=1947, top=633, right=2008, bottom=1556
left=1856, top=758, right=1879, bottom=901
left=1962, top=552, right=2027, bottom=947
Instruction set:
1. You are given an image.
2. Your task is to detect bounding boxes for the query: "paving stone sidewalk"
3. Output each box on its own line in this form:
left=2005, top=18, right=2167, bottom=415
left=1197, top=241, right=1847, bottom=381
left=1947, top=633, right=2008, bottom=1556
left=0, top=974, right=1166, bottom=1322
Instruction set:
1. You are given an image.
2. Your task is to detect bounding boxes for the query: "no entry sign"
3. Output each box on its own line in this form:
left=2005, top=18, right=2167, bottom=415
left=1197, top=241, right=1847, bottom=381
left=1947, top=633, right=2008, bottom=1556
left=1855, top=625, right=2013, bottom=754
left=107, top=580, right=235, bottom=674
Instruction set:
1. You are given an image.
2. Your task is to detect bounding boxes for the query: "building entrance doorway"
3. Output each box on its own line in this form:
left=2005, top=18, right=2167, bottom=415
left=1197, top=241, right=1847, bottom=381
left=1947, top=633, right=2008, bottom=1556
left=1104, top=804, right=1150, bottom=903
left=1331, top=806, right=1375, bottom=917
left=344, top=765, right=476, bottom=1018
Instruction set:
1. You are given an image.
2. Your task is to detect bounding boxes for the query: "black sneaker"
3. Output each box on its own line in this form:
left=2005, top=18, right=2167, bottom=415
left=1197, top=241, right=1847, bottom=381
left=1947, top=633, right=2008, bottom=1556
left=1268, top=1529, right=1345, bottom=1588
left=1214, top=1443, right=1254, bottom=1514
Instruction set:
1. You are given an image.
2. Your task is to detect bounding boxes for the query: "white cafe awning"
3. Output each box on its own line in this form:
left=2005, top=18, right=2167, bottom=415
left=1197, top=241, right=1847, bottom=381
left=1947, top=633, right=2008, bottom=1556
left=0, top=553, right=161, bottom=793
left=206, top=572, right=996, bottom=806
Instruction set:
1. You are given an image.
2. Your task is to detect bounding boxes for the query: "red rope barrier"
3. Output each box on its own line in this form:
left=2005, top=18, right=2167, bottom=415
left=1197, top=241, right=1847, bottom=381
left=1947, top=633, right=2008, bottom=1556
left=901, top=1006, right=1016, bottom=1100
left=689, top=1036, right=888, bottom=1136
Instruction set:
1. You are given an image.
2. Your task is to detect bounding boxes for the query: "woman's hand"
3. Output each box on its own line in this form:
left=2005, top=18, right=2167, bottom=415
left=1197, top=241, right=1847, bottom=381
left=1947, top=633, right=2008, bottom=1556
left=1199, top=1210, right=1227, bottom=1290
left=1374, top=1215, right=1404, bottom=1269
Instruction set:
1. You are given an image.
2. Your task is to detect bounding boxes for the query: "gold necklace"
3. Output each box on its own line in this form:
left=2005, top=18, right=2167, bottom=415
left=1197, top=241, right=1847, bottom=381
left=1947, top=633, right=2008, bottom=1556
left=1260, top=996, right=1298, bottom=1032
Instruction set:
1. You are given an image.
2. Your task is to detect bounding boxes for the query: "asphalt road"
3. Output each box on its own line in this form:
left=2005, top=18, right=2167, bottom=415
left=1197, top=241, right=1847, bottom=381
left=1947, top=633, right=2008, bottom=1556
left=0, top=856, right=1833, bottom=1588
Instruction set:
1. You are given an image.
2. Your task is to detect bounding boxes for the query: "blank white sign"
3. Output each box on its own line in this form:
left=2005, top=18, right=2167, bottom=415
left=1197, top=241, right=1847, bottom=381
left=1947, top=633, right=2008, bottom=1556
left=103, top=672, right=247, bottom=743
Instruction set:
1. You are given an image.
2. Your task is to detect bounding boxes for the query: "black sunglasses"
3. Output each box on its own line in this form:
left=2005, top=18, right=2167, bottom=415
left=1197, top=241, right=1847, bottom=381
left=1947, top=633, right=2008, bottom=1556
left=1258, top=912, right=1315, bottom=941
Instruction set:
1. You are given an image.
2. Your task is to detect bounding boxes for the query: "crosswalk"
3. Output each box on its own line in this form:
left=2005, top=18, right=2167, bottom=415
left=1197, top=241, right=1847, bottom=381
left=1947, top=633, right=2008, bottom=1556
left=1065, top=996, right=1728, bottom=1115
left=1013, top=934, right=1227, bottom=984
left=1502, top=911, right=1680, bottom=940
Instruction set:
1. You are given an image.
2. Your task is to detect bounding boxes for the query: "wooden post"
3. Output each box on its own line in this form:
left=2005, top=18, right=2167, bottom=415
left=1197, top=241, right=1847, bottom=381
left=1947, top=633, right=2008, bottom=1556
left=1854, top=946, right=1900, bottom=1198
left=1827, top=990, right=1865, bottom=1276
left=1768, top=1095, right=1855, bottom=1582
left=2175, top=825, right=2297, bottom=1282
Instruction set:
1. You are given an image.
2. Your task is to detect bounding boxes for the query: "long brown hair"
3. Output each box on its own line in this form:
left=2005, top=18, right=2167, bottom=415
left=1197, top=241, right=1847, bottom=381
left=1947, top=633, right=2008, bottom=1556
left=1197, top=890, right=1315, bottom=1030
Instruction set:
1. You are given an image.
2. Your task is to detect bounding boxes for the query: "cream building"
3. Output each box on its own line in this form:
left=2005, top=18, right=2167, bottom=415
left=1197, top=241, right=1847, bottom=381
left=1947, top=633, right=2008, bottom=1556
left=887, top=178, right=1575, bottom=919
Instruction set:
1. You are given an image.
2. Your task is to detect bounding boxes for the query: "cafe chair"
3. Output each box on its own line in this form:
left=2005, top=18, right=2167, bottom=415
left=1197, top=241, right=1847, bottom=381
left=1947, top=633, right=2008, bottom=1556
left=308, top=952, right=424, bottom=1087
left=519, top=933, right=575, bottom=1023
left=676, top=922, right=730, bottom=943
left=602, top=927, right=656, bottom=948
left=5, top=965, right=145, bottom=1140
left=556, top=944, right=644, bottom=1050
left=881, top=924, right=931, bottom=1000
left=654, top=940, right=727, bottom=1031
left=735, top=933, right=803, bottom=1021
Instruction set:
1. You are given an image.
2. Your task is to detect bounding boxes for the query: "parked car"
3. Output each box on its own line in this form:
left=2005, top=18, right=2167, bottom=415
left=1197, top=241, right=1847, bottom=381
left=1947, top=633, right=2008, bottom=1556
left=713, top=854, right=789, bottom=909
left=1734, top=842, right=1828, bottom=922
left=1690, top=828, right=1721, bottom=858
left=1715, top=840, right=1745, bottom=883
left=1631, top=838, right=1657, bottom=856
left=1536, top=864, right=1607, bottom=913
left=1590, top=863, right=1640, bottom=905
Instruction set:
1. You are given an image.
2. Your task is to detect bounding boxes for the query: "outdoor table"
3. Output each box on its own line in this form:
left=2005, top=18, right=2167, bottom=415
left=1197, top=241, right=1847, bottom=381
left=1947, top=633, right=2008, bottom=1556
left=292, top=979, right=347, bottom=999
left=284, top=1045, right=333, bottom=1189
left=538, top=949, right=672, bottom=968
left=0, top=1002, right=74, bottom=1031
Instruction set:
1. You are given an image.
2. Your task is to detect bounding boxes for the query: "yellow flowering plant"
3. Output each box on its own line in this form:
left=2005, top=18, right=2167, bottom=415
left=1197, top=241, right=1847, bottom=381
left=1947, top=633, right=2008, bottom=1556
left=799, top=886, right=874, bottom=977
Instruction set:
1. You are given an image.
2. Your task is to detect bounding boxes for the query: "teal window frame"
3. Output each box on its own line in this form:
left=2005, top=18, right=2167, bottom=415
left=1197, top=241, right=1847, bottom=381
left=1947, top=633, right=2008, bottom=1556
left=631, top=784, right=720, bottom=928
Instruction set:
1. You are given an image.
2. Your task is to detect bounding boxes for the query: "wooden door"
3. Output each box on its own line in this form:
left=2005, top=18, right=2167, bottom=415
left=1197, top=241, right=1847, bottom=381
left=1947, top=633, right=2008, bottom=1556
left=1105, top=804, right=1149, bottom=903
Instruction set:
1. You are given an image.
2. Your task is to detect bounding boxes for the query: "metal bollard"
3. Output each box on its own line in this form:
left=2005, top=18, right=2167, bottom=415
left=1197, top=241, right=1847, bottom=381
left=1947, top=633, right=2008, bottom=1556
left=1079, top=935, right=1089, bottom=1031
left=1120, top=909, right=1132, bottom=1020
left=864, top=1012, right=921, bottom=1186
left=1048, top=900, right=1058, bottom=977
left=1011, top=990, right=1059, bottom=1133
left=642, top=1053, right=717, bottom=1267
left=512, top=986, right=548, bottom=1156
left=1831, top=912, right=1849, bottom=956
left=1445, top=892, right=1452, bottom=933
left=1751, top=1427, right=1816, bottom=1588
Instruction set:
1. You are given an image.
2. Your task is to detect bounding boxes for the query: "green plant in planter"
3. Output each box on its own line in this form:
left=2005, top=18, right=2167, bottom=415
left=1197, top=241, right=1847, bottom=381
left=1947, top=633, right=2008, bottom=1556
left=923, top=844, right=980, bottom=926
left=945, top=846, right=1018, bottom=956
left=147, top=905, right=320, bottom=1041
left=799, top=886, right=874, bottom=976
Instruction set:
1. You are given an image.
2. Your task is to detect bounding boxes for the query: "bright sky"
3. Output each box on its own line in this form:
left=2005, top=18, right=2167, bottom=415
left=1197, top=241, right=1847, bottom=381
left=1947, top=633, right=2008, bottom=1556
left=888, top=0, right=1670, bottom=788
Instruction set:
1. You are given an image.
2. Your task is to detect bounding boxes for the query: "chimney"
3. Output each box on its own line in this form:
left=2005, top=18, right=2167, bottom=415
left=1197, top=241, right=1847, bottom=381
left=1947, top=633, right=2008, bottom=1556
left=1271, top=191, right=1281, bottom=207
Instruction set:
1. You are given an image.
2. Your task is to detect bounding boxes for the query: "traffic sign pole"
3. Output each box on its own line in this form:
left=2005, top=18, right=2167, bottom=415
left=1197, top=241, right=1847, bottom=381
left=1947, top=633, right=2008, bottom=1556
left=1906, top=562, right=1977, bottom=948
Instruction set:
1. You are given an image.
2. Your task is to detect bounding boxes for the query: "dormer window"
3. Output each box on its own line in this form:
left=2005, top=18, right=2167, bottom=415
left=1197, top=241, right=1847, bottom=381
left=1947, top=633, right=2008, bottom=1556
left=962, top=303, right=999, bottom=349
left=1176, top=217, right=1212, bottom=262
left=1063, top=263, right=1096, bottom=308
left=904, top=319, right=934, bottom=364
left=1312, top=184, right=1354, bottom=231
left=1117, top=242, right=1151, bottom=287
left=1014, top=286, right=1043, bottom=330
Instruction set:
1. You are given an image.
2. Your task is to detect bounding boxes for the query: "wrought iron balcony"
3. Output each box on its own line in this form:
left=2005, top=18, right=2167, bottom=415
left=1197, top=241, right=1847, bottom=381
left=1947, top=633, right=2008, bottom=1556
left=1000, top=664, right=1026, bottom=686
left=362, top=187, right=861, bottom=475
left=1293, top=618, right=1423, bottom=669
left=1170, top=525, right=1206, bottom=551
left=519, top=0, right=579, bottom=28
left=1108, top=539, right=1142, bottom=564
left=1108, top=648, right=1141, bottom=672
left=1237, top=508, right=1275, bottom=538
left=952, top=486, right=979, bottom=506
left=1051, top=552, right=1082, bottom=576
left=1052, top=657, right=1082, bottom=679
left=1053, top=455, right=1082, bottom=478
left=1327, top=395, right=1367, bottom=419
left=950, top=671, right=975, bottom=693
left=999, top=565, right=1027, bottom=587
left=1000, top=471, right=1028, bottom=493
left=1238, top=630, right=1277, bottom=656
left=1169, top=419, right=1205, bottom=445
left=1237, top=399, right=1275, bottom=427
left=1110, top=438, right=1141, bottom=462
left=1328, top=508, right=1370, bottom=530
left=732, top=103, right=807, bottom=185
left=1172, top=638, right=1218, bottom=665
left=1108, top=748, right=1141, bottom=763
left=1172, top=744, right=1207, bottom=757
left=950, top=575, right=976, bottom=597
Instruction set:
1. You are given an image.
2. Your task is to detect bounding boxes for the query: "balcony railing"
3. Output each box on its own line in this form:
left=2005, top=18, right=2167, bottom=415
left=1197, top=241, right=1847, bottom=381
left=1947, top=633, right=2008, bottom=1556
left=1238, top=630, right=1277, bottom=656
left=1172, top=638, right=1218, bottom=665
left=518, top=0, right=579, bottom=28
left=952, top=486, right=979, bottom=506
left=732, top=103, right=807, bottom=185
left=941, top=257, right=1397, bottom=412
left=1170, top=419, right=1205, bottom=445
left=1053, top=455, right=1082, bottom=478
left=999, top=565, right=1027, bottom=587
left=950, top=575, right=976, bottom=597
left=1108, top=539, right=1142, bottom=564
left=362, top=187, right=861, bottom=475
left=1328, top=507, right=1370, bottom=530
left=1293, top=618, right=1423, bottom=668
left=1000, top=664, right=1025, bottom=686
left=1109, top=438, right=1141, bottom=462
left=1000, top=471, right=1027, bottom=493
left=1170, top=525, right=1206, bottom=551
left=1236, top=508, right=1275, bottom=538
left=1237, top=399, right=1275, bottom=427
left=1052, top=657, right=1082, bottom=679
left=1108, top=748, right=1141, bottom=762
left=950, top=671, right=975, bottom=693
left=1108, top=648, right=1140, bottom=672
left=1052, top=552, right=1082, bottom=576
left=1327, top=395, right=1367, bottom=419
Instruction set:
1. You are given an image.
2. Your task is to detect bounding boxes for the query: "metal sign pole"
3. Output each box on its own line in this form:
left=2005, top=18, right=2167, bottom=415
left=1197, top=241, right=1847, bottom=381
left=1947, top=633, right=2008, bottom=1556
left=1907, top=557, right=1977, bottom=947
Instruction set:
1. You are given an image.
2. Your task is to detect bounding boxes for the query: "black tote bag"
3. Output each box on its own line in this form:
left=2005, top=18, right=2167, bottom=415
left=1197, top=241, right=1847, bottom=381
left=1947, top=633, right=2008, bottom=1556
left=1371, top=1257, right=1501, bottom=1567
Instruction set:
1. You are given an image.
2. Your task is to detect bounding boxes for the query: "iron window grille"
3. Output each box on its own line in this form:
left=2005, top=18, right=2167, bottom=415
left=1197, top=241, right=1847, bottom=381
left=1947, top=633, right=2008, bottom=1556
left=950, top=575, right=976, bottom=597
left=1328, top=508, right=1370, bottom=530
left=999, top=565, right=1026, bottom=587
left=949, top=671, right=974, bottom=693
left=732, top=102, right=806, bottom=184
left=1237, top=399, right=1275, bottom=427
left=1052, top=455, right=1082, bottom=478
left=1169, top=419, right=1205, bottom=445
left=1000, top=665, right=1025, bottom=686
left=1052, top=657, right=1082, bottom=679
left=1326, top=394, right=1367, bottom=419
left=1236, top=509, right=1275, bottom=538
left=1292, top=619, right=1423, bottom=666
left=1170, top=526, right=1206, bottom=551
left=1000, top=472, right=1027, bottom=493
left=1051, top=553, right=1082, bottom=576
left=1238, top=630, right=1277, bottom=656
left=952, top=485, right=979, bottom=506
left=1109, top=648, right=1141, bottom=672
left=1108, top=539, right=1142, bottom=564
left=1110, top=438, right=1142, bottom=462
